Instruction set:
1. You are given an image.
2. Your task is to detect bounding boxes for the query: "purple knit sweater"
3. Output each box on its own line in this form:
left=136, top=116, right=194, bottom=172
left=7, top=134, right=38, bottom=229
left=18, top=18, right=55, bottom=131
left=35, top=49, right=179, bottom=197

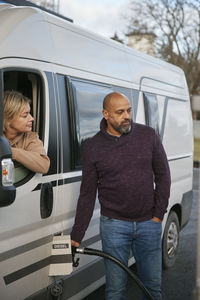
left=71, top=118, right=171, bottom=243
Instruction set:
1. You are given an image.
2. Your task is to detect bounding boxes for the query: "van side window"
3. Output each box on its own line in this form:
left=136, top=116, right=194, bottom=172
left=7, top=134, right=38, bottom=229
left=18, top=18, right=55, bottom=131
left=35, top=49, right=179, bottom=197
left=143, top=92, right=160, bottom=134
left=3, top=70, right=44, bottom=185
left=56, top=74, right=71, bottom=173
left=69, top=78, right=112, bottom=169
left=112, top=87, right=139, bottom=120
left=163, top=98, right=191, bottom=157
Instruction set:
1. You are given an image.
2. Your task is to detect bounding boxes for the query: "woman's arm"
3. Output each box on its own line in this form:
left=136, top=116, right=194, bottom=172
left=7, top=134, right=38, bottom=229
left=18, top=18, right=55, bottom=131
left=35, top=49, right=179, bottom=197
left=12, top=132, right=50, bottom=174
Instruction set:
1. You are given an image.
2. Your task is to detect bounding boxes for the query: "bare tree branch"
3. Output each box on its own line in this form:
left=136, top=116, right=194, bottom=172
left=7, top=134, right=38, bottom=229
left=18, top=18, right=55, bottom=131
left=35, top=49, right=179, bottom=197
left=126, top=0, right=200, bottom=95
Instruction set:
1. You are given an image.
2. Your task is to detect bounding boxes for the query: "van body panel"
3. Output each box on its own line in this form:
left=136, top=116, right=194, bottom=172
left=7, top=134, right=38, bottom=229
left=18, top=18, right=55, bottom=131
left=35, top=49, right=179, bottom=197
left=181, top=190, right=193, bottom=228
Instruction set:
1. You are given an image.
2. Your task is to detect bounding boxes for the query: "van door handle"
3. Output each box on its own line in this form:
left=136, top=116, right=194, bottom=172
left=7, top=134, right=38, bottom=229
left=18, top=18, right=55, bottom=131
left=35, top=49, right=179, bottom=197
left=40, top=182, right=53, bottom=219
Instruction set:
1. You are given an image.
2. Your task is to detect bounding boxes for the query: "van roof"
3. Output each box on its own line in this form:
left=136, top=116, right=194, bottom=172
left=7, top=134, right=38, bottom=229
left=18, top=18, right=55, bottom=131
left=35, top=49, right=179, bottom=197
left=0, top=4, right=187, bottom=95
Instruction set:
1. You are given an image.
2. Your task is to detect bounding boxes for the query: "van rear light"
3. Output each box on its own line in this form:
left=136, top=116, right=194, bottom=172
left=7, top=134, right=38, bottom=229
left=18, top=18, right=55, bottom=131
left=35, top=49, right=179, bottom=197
left=1, top=158, right=14, bottom=186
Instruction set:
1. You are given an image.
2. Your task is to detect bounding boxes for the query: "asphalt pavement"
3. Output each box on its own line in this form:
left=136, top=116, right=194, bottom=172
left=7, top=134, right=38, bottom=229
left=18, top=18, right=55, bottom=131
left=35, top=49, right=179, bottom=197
left=84, top=168, right=199, bottom=300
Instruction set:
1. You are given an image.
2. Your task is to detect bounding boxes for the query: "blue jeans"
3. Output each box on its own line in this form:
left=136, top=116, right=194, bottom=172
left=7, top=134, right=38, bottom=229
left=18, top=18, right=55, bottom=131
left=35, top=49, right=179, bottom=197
left=100, top=215, right=162, bottom=300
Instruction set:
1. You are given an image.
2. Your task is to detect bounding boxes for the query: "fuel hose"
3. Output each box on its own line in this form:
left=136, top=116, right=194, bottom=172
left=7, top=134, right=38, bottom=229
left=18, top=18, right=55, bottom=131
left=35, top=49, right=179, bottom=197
left=72, top=247, right=154, bottom=300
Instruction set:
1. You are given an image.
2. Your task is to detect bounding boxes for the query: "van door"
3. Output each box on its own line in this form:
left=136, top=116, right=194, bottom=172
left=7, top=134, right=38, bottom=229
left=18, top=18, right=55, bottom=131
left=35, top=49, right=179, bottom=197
left=0, top=65, right=59, bottom=300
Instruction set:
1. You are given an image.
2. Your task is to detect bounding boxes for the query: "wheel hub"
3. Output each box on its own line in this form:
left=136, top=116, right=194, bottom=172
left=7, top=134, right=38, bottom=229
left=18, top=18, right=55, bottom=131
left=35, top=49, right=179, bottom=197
left=167, top=221, right=178, bottom=257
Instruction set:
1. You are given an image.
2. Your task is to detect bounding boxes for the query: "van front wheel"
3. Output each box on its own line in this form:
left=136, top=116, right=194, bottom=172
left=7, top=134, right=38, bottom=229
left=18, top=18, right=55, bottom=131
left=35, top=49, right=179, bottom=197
left=162, top=211, right=180, bottom=269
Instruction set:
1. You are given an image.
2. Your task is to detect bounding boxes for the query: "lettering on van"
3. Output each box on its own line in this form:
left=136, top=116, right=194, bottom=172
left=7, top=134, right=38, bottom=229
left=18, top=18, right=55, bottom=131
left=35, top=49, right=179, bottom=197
left=53, top=243, right=69, bottom=249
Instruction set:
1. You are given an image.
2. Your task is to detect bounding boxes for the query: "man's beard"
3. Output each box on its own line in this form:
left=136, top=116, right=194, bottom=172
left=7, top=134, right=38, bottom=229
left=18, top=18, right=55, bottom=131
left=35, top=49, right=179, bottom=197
left=112, top=120, right=131, bottom=135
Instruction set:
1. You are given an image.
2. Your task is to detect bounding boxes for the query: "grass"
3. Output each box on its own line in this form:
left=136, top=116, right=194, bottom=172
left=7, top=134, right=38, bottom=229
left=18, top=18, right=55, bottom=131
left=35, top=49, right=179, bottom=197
left=194, top=138, right=200, bottom=162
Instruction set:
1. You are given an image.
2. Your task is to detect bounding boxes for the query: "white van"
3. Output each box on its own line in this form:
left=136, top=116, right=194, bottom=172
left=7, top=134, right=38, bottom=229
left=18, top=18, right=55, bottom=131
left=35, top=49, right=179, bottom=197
left=0, top=4, right=193, bottom=300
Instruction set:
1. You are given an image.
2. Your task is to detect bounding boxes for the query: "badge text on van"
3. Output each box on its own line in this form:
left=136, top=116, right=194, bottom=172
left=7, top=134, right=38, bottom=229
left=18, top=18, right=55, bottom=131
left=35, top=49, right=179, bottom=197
left=53, top=243, right=69, bottom=249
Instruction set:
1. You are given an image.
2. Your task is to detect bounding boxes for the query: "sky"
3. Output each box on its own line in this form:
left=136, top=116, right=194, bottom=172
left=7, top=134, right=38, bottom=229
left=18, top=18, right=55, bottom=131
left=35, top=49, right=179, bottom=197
left=58, top=0, right=131, bottom=41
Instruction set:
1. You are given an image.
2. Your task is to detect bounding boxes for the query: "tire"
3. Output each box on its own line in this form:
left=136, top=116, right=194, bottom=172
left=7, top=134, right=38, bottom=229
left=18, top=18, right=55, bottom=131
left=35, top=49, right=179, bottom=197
left=162, top=211, right=180, bottom=269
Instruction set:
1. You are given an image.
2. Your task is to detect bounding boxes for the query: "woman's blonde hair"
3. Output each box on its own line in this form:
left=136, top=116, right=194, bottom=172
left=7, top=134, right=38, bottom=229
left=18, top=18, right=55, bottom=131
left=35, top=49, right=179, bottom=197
left=3, top=91, right=31, bottom=133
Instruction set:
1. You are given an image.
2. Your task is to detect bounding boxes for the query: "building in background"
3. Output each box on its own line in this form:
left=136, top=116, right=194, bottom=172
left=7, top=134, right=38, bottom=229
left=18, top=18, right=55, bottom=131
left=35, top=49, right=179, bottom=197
left=126, top=32, right=156, bottom=56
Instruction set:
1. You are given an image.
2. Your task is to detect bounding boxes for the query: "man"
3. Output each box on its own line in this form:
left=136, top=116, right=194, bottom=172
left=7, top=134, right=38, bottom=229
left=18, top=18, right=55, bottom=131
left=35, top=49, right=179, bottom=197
left=71, top=92, right=171, bottom=300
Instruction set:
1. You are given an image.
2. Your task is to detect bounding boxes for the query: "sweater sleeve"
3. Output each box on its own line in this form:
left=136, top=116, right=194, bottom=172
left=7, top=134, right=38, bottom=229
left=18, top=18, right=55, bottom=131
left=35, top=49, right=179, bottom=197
left=71, top=142, right=98, bottom=243
left=152, top=132, right=171, bottom=220
left=11, top=133, right=50, bottom=174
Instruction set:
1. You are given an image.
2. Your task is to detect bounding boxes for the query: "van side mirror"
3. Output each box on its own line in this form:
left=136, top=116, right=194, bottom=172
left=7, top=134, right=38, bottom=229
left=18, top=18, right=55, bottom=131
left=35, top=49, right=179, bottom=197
left=0, top=136, right=16, bottom=207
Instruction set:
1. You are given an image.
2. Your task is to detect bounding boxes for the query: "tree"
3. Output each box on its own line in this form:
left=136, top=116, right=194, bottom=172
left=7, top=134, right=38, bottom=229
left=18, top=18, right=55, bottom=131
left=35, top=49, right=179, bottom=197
left=31, top=0, right=60, bottom=13
left=126, top=0, right=200, bottom=95
left=111, top=32, right=124, bottom=44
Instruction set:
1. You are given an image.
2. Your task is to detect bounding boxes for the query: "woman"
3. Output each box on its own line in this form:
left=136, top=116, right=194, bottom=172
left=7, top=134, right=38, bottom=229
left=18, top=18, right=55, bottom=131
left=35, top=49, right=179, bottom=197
left=3, top=90, right=50, bottom=174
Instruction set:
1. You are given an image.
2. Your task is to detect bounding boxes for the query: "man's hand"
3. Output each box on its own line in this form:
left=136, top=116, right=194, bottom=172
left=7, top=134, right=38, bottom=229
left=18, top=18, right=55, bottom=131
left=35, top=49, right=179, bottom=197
left=71, top=240, right=80, bottom=247
left=152, top=216, right=162, bottom=223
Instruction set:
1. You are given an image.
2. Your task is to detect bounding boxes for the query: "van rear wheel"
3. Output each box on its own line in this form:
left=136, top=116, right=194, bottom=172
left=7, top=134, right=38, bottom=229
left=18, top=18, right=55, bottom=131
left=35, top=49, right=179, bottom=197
left=162, top=211, right=180, bottom=269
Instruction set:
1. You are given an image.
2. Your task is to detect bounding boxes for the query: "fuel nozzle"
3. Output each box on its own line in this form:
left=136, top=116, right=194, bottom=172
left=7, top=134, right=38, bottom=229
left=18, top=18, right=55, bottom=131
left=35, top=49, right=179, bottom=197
left=71, top=246, right=80, bottom=267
